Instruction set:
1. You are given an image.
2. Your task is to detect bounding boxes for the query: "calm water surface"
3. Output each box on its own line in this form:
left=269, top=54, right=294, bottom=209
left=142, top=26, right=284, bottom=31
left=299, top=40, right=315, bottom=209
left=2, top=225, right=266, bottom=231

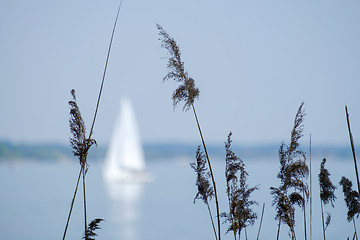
left=0, top=157, right=357, bottom=240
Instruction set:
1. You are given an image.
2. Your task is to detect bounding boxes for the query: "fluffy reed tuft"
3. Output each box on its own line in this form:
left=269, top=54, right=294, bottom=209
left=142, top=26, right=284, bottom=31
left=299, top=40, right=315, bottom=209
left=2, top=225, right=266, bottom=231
left=339, top=177, right=360, bottom=222
left=270, top=102, right=309, bottom=240
left=223, top=132, right=258, bottom=239
left=69, top=89, right=96, bottom=171
left=83, top=218, right=104, bottom=240
left=191, top=146, right=214, bottom=204
left=157, top=24, right=199, bottom=111
left=319, top=158, right=336, bottom=207
left=319, top=158, right=336, bottom=239
left=191, top=146, right=217, bottom=239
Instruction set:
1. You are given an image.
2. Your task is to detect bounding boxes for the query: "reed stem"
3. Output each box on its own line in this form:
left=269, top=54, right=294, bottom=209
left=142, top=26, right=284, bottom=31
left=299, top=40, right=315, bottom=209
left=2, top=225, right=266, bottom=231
left=276, top=217, right=281, bottom=240
left=206, top=202, right=218, bottom=240
left=192, top=103, right=221, bottom=240
left=226, top=194, right=237, bottom=240
left=89, top=0, right=122, bottom=140
left=62, top=167, right=83, bottom=240
left=256, top=203, right=265, bottom=240
left=354, top=218, right=359, bottom=240
left=320, top=200, right=326, bottom=240
left=225, top=166, right=237, bottom=240
left=82, top=162, right=88, bottom=234
left=303, top=188, right=307, bottom=240
left=345, top=106, right=360, bottom=195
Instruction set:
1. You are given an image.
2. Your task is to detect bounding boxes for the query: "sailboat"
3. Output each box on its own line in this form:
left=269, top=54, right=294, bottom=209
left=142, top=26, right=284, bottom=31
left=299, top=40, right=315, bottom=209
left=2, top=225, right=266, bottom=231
left=103, top=97, right=151, bottom=182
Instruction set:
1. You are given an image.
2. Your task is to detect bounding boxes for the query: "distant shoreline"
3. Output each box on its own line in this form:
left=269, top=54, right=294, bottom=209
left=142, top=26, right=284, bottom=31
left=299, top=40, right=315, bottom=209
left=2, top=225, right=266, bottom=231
left=0, top=140, right=356, bottom=162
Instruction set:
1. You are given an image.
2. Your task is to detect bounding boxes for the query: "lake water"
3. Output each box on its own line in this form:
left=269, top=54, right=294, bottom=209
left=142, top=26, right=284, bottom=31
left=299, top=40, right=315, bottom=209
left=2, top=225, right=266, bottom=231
left=0, top=157, right=358, bottom=240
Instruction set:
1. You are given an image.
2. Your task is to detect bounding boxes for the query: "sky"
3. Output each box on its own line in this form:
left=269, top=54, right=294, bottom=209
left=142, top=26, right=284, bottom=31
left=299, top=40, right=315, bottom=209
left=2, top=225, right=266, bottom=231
left=1, top=0, right=360, bottom=147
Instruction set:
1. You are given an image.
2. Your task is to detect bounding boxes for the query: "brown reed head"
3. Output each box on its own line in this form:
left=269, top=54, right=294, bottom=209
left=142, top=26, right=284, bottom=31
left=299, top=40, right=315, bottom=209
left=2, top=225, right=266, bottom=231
left=157, top=24, right=200, bottom=111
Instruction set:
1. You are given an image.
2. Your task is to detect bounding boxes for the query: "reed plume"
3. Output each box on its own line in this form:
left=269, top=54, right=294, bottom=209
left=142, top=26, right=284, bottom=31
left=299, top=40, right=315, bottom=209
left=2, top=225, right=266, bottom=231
left=157, top=24, right=199, bottom=111
left=84, top=218, right=104, bottom=240
left=191, top=146, right=217, bottom=240
left=69, top=89, right=97, bottom=171
left=157, top=24, right=221, bottom=240
left=340, top=177, right=360, bottom=240
left=270, top=102, right=309, bottom=240
left=63, top=89, right=97, bottom=238
left=345, top=106, right=360, bottom=197
left=319, top=158, right=336, bottom=238
left=318, top=158, right=336, bottom=240
left=340, top=177, right=360, bottom=221
left=223, top=132, right=258, bottom=240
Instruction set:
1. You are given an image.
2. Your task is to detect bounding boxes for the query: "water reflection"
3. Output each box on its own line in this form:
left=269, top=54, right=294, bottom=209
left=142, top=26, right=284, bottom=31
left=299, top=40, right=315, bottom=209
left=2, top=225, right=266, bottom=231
left=105, top=180, right=144, bottom=240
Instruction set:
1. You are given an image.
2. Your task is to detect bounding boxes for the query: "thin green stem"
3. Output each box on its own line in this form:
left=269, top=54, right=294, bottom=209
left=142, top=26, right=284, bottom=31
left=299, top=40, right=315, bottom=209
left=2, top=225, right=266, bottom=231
left=62, top=167, right=83, bottom=240
left=82, top=163, right=87, bottom=234
left=256, top=203, right=265, bottom=240
left=192, top=104, right=221, bottom=240
left=206, top=202, right=218, bottom=240
left=320, top=200, right=325, bottom=240
left=276, top=217, right=281, bottom=240
left=226, top=193, right=237, bottom=240
left=303, top=188, right=307, bottom=240
left=354, top=218, right=359, bottom=240
left=88, top=0, right=123, bottom=140
left=345, top=106, right=360, bottom=195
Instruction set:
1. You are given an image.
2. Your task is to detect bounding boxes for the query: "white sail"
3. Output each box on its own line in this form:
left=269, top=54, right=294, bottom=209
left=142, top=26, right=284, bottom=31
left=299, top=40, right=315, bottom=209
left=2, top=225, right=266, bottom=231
left=104, top=97, right=149, bottom=182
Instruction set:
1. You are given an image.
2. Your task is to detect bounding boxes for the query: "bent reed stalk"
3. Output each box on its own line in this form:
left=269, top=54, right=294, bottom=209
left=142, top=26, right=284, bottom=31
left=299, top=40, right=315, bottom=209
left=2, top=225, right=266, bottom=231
left=62, top=1, right=122, bottom=239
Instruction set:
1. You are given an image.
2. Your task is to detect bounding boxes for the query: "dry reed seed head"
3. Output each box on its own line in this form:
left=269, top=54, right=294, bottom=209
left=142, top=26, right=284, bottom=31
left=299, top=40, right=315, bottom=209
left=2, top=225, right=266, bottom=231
left=223, top=131, right=258, bottom=235
left=191, top=146, right=214, bottom=204
left=288, top=101, right=305, bottom=159
left=289, top=192, right=304, bottom=207
left=270, top=187, right=296, bottom=229
left=271, top=102, right=309, bottom=236
left=225, top=131, right=242, bottom=184
left=339, top=176, right=360, bottom=222
left=84, top=218, right=104, bottom=240
left=68, top=89, right=96, bottom=169
left=325, top=212, right=331, bottom=230
left=319, top=158, right=337, bottom=207
left=157, top=24, right=200, bottom=111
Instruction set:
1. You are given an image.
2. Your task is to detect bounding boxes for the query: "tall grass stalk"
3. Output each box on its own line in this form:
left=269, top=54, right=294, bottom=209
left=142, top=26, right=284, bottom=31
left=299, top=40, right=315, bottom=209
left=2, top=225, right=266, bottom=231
left=302, top=189, right=307, bottom=240
left=192, top=104, right=221, bottom=240
left=256, top=203, right=265, bottom=240
left=223, top=132, right=258, bottom=239
left=82, top=165, right=88, bottom=232
left=270, top=102, right=309, bottom=240
left=157, top=24, right=221, bottom=240
left=320, top=200, right=325, bottom=240
left=345, top=106, right=360, bottom=195
left=353, top=219, right=359, bottom=240
left=62, top=2, right=122, bottom=239
left=62, top=167, right=82, bottom=240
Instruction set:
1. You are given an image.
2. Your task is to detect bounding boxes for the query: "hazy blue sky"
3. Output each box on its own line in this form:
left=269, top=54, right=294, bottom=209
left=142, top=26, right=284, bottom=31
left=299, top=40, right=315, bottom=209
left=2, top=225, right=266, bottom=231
left=1, top=0, right=360, bottom=146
